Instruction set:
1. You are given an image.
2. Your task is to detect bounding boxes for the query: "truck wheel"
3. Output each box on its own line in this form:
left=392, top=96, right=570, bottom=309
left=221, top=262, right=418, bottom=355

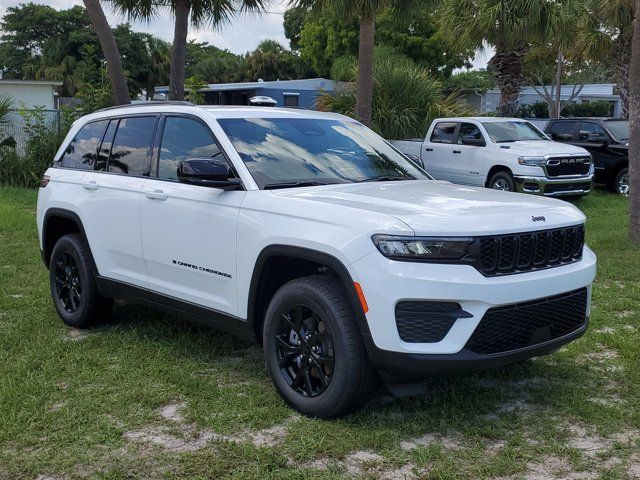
left=263, top=275, right=378, bottom=418
left=49, top=233, right=113, bottom=329
left=488, top=171, right=516, bottom=192
left=615, top=167, right=629, bottom=195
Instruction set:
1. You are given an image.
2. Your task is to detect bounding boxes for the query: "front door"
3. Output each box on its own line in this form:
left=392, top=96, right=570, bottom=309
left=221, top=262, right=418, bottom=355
left=140, top=115, right=245, bottom=316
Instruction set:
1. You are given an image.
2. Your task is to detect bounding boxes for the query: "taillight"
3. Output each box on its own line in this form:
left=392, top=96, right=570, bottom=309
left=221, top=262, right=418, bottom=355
left=40, top=175, right=50, bottom=188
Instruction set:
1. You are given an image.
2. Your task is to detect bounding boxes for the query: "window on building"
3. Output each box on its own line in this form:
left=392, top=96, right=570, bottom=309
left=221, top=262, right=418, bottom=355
left=57, top=120, right=107, bottom=169
left=108, top=116, right=157, bottom=176
left=283, top=94, right=299, bottom=108
left=158, top=117, right=222, bottom=181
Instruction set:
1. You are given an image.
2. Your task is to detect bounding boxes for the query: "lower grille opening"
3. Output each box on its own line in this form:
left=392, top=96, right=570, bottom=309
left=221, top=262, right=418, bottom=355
left=465, top=288, right=588, bottom=355
left=396, top=301, right=472, bottom=343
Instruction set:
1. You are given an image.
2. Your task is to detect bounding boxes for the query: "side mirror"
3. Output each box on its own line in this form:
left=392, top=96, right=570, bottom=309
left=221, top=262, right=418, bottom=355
left=460, top=135, right=486, bottom=147
left=406, top=154, right=424, bottom=169
left=177, top=158, right=242, bottom=190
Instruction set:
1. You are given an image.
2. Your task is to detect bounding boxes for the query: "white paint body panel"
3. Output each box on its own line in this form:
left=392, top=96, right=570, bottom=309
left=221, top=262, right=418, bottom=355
left=37, top=105, right=597, bottom=356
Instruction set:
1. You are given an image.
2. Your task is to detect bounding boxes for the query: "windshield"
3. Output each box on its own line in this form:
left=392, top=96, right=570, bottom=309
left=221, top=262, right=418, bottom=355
left=217, top=117, right=430, bottom=189
left=482, top=121, right=548, bottom=143
left=605, top=120, right=629, bottom=141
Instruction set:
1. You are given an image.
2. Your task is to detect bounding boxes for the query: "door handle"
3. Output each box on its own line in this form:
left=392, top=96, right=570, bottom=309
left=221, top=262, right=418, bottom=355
left=453, top=150, right=461, bottom=154
left=82, top=181, right=99, bottom=191
left=425, top=148, right=433, bottom=152
left=145, top=189, right=168, bottom=201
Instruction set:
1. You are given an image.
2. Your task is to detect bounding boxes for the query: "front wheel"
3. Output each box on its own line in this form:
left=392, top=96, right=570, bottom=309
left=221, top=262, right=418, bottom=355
left=488, top=171, right=516, bottom=192
left=614, top=167, right=629, bottom=195
left=263, top=276, right=377, bottom=418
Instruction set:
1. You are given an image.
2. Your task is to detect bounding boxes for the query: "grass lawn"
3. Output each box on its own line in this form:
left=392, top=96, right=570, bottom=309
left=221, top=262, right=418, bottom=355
left=0, top=187, right=638, bottom=480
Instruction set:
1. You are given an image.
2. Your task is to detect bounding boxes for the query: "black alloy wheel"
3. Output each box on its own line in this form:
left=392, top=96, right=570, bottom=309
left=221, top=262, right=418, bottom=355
left=53, top=251, right=82, bottom=313
left=275, top=304, right=335, bottom=397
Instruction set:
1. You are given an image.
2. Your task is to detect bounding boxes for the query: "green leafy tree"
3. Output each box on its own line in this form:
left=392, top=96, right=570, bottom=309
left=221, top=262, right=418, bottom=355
left=187, top=41, right=245, bottom=83
left=446, top=69, right=495, bottom=92
left=185, top=76, right=206, bottom=104
left=318, top=48, right=474, bottom=139
left=439, top=0, right=580, bottom=116
left=109, top=0, right=271, bottom=101
left=292, top=0, right=427, bottom=126
left=243, top=39, right=314, bottom=81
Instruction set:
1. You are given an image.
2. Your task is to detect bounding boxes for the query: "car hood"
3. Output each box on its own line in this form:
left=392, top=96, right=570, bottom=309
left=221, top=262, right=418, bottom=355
left=272, top=180, right=585, bottom=236
left=496, top=140, right=589, bottom=157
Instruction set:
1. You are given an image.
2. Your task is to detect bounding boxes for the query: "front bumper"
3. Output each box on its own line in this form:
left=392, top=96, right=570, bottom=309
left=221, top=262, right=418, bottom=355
left=514, top=174, right=593, bottom=197
left=351, top=246, right=596, bottom=375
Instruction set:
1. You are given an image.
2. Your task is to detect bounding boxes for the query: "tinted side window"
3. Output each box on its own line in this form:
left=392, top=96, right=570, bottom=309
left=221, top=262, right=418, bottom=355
left=95, top=120, right=118, bottom=172
left=430, top=122, right=458, bottom=144
left=548, top=122, right=577, bottom=141
left=458, top=123, right=483, bottom=143
left=108, top=116, right=157, bottom=176
left=578, top=122, right=608, bottom=141
left=57, top=120, right=107, bottom=169
left=158, top=117, right=221, bottom=181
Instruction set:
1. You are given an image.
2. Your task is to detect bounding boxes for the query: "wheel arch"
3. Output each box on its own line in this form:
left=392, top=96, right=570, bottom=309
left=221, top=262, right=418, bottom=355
left=42, top=208, right=96, bottom=271
left=247, top=245, right=371, bottom=345
left=485, top=165, right=513, bottom=187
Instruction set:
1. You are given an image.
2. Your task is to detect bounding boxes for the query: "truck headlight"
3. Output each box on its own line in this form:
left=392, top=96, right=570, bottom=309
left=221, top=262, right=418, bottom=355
left=518, top=156, right=546, bottom=166
left=372, top=235, right=473, bottom=261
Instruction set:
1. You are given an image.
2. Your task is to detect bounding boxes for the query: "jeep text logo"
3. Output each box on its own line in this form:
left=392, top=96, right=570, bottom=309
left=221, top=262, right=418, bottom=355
left=531, top=216, right=546, bottom=222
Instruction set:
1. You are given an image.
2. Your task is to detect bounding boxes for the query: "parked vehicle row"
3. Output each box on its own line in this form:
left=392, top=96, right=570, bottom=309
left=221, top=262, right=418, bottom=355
left=391, top=117, right=595, bottom=198
left=37, top=104, right=596, bottom=418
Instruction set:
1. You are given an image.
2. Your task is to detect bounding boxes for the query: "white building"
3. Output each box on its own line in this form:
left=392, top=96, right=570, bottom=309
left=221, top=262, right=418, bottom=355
left=0, top=79, right=62, bottom=109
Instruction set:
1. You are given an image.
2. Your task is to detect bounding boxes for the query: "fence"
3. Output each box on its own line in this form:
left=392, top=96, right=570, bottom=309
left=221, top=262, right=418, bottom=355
left=3, top=109, right=62, bottom=155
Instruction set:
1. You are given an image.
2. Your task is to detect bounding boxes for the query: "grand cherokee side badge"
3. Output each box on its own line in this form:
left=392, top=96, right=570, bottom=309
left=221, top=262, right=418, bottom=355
left=532, top=216, right=546, bottom=222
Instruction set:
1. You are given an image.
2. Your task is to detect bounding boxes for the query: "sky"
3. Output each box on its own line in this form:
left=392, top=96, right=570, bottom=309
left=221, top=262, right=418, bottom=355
left=0, top=0, right=490, bottom=67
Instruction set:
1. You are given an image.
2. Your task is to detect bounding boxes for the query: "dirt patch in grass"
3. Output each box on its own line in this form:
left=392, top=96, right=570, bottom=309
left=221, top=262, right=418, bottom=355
left=61, top=328, right=89, bottom=342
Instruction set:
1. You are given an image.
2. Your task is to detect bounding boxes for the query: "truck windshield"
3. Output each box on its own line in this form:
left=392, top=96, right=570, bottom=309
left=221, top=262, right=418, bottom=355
left=605, top=120, right=629, bottom=141
left=218, top=117, right=430, bottom=189
left=482, top=121, right=548, bottom=143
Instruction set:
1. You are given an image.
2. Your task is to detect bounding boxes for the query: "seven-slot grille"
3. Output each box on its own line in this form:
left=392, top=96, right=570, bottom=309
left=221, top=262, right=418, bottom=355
left=544, top=156, right=591, bottom=177
left=477, top=224, right=584, bottom=276
left=465, top=288, right=588, bottom=355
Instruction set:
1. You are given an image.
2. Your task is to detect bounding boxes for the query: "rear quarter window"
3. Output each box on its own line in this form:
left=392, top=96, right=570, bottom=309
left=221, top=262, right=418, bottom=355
left=55, top=120, right=108, bottom=169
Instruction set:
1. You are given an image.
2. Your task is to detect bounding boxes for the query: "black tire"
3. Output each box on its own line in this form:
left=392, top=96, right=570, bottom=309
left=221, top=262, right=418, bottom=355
left=49, top=233, right=113, bottom=328
left=488, top=171, right=516, bottom=192
left=614, top=167, right=629, bottom=195
left=263, top=275, right=378, bottom=418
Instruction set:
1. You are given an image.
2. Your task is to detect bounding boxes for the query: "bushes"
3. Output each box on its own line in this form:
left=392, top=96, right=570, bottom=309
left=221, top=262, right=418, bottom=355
left=0, top=107, right=76, bottom=188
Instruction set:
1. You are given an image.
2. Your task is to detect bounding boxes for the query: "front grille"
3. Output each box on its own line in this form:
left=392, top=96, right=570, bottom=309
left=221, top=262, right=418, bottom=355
left=395, top=301, right=471, bottom=343
left=477, top=225, right=584, bottom=276
left=544, top=182, right=591, bottom=194
left=465, top=288, right=588, bottom=355
left=545, top=157, right=591, bottom=177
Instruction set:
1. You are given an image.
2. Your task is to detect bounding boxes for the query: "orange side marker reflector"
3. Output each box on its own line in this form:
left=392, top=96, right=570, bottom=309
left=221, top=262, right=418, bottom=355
left=354, top=282, right=369, bottom=314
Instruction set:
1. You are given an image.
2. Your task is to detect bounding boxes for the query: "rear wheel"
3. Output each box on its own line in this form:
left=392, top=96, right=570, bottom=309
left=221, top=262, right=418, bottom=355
left=263, top=275, right=377, bottom=418
left=614, top=167, right=629, bottom=195
left=49, top=233, right=113, bottom=328
left=488, top=171, right=516, bottom=192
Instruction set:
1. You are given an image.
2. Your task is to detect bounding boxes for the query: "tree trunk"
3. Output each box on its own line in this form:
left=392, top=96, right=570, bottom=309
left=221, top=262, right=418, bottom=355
left=355, top=10, right=375, bottom=126
left=554, top=50, right=563, bottom=118
left=629, top=0, right=640, bottom=244
left=488, top=46, right=527, bottom=117
left=170, top=0, right=191, bottom=101
left=83, top=0, right=130, bottom=105
left=615, top=35, right=632, bottom=118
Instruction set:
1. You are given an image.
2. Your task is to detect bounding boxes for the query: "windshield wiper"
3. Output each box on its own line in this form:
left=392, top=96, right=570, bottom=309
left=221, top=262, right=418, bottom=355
left=356, top=175, right=415, bottom=183
left=263, top=181, right=332, bottom=190
left=495, top=139, right=517, bottom=143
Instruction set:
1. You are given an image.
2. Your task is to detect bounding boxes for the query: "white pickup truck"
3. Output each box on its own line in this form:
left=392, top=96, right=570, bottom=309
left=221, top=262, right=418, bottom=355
left=392, top=117, right=594, bottom=197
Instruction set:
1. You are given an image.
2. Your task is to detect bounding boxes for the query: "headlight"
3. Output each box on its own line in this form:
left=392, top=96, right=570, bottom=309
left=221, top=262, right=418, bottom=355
left=518, top=156, right=546, bottom=166
left=372, top=235, right=473, bottom=261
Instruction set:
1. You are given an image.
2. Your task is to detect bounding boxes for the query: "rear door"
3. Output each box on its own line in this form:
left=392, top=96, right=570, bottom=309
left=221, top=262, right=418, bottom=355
left=547, top=121, right=578, bottom=143
left=140, top=114, right=245, bottom=315
left=80, top=115, right=159, bottom=287
left=425, top=121, right=458, bottom=181
left=453, top=122, right=486, bottom=186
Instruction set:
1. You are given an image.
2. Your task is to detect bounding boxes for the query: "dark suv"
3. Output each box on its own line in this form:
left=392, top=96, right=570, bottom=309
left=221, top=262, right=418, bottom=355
left=545, top=118, right=629, bottom=195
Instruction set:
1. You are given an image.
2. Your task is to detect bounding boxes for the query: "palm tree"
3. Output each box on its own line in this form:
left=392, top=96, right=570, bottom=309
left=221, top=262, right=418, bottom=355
left=439, top=0, right=578, bottom=117
left=82, top=0, right=131, bottom=105
left=110, top=0, right=270, bottom=101
left=290, top=0, right=425, bottom=126
left=577, top=0, right=635, bottom=117
left=629, top=0, right=639, bottom=243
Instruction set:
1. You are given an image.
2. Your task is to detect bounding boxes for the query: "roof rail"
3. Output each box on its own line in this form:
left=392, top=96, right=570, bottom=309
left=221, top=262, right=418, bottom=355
left=95, top=101, right=194, bottom=113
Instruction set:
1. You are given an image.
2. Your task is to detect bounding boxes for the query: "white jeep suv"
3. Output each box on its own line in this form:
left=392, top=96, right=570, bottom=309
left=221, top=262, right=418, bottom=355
left=37, top=103, right=597, bottom=418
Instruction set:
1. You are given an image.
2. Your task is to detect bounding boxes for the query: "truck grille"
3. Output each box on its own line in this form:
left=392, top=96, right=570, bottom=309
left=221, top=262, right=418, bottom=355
left=395, top=301, right=471, bottom=343
left=545, top=156, right=591, bottom=177
left=477, top=225, right=584, bottom=276
left=465, top=288, right=588, bottom=355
